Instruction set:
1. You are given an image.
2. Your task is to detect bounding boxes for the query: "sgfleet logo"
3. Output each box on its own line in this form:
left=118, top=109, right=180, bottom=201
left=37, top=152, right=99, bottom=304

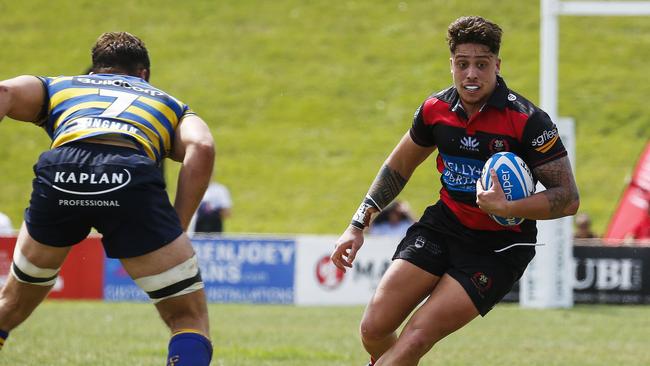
left=532, top=128, right=559, bottom=153
left=460, top=136, right=479, bottom=152
left=52, top=169, right=131, bottom=195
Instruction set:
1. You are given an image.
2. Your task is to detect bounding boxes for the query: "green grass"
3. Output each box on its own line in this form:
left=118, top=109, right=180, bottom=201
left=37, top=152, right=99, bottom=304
left=1, top=301, right=648, bottom=365
left=0, top=1, right=648, bottom=235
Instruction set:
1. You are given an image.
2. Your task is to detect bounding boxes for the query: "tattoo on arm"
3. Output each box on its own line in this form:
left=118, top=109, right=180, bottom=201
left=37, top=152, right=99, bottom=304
left=367, top=164, right=408, bottom=209
left=533, top=157, right=580, bottom=217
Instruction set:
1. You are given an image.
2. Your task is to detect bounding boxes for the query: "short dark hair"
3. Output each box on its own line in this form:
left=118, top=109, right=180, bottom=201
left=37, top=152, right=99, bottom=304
left=447, top=16, right=502, bottom=55
left=91, top=32, right=150, bottom=75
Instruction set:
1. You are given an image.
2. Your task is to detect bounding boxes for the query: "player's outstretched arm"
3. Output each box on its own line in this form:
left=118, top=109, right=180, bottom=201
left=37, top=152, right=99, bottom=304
left=169, top=114, right=215, bottom=230
left=0, top=76, right=45, bottom=123
left=476, top=156, right=579, bottom=220
left=331, top=132, right=435, bottom=271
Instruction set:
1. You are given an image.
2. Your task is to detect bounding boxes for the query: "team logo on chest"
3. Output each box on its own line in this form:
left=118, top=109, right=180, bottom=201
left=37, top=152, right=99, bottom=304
left=488, top=137, right=510, bottom=154
left=459, top=136, right=480, bottom=152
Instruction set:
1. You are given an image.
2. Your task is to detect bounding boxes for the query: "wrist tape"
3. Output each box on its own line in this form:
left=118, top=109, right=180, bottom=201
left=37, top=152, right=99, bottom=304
left=350, top=195, right=381, bottom=229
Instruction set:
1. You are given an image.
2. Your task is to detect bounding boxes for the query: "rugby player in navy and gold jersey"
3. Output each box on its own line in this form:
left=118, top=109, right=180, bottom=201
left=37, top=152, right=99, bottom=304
left=0, top=32, right=214, bottom=365
left=331, top=16, right=580, bottom=366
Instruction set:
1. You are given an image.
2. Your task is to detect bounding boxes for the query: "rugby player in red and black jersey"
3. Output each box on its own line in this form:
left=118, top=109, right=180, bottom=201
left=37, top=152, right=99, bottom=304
left=331, top=16, right=579, bottom=366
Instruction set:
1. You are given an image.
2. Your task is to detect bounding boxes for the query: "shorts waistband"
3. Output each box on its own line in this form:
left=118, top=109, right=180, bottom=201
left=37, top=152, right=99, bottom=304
left=57, top=140, right=147, bottom=157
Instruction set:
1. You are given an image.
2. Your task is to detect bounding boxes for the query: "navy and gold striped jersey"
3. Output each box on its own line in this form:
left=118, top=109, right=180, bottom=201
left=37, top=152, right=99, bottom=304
left=38, top=74, right=192, bottom=162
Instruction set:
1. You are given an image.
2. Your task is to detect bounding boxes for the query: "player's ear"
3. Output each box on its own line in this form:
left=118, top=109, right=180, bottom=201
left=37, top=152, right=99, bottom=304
left=140, top=68, right=150, bottom=82
left=495, top=58, right=501, bottom=75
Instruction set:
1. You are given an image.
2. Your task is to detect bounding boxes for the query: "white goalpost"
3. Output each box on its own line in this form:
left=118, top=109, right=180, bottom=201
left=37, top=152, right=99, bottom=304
left=520, top=0, right=650, bottom=309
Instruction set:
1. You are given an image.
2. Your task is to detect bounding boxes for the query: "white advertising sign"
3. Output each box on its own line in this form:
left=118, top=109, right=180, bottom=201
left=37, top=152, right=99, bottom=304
left=294, top=235, right=397, bottom=305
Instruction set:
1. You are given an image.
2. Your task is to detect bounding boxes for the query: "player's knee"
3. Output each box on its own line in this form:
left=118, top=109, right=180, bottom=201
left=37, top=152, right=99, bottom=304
left=10, top=251, right=59, bottom=287
left=134, top=254, right=204, bottom=304
left=360, top=318, right=391, bottom=343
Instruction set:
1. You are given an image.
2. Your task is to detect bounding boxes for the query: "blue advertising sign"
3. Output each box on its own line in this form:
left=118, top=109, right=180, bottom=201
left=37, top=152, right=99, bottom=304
left=103, top=236, right=296, bottom=304
left=194, top=237, right=295, bottom=304
left=104, top=257, right=148, bottom=302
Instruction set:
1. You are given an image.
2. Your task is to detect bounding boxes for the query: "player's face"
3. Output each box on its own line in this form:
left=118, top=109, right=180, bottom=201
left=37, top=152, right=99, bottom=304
left=450, top=43, right=500, bottom=116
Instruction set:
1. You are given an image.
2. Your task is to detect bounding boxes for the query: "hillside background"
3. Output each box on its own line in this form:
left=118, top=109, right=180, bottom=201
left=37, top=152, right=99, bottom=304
left=0, top=0, right=648, bottom=235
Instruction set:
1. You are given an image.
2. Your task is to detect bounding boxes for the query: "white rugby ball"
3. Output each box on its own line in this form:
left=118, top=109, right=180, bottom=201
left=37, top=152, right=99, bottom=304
left=480, top=152, right=535, bottom=226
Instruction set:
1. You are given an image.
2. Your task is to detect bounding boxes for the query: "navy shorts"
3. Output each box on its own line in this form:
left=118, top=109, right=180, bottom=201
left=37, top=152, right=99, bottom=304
left=393, top=222, right=535, bottom=316
left=25, top=142, right=183, bottom=258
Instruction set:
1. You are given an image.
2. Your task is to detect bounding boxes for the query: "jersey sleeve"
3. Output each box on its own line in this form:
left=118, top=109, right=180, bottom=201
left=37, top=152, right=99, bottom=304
left=409, top=100, right=436, bottom=147
left=521, top=110, right=568, bottom=168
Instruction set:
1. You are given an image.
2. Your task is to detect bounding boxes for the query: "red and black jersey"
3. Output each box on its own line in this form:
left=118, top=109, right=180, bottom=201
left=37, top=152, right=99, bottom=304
left=410, top=76, right=567, bottom=245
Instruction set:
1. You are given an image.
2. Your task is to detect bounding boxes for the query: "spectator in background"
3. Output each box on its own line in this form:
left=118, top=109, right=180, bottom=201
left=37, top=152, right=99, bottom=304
left=574, top=213, right=597, bottom=239
left=191, top=181, right=232, bottom=233
left=0, top=213, right=12, bottom=236
left=369, top=201, right=415, bottom=237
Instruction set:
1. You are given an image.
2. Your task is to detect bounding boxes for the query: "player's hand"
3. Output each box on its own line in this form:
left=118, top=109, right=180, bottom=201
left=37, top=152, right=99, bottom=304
left=331, top=225, right=365, bottom=272
left=476, top=169, right=510, bottom=217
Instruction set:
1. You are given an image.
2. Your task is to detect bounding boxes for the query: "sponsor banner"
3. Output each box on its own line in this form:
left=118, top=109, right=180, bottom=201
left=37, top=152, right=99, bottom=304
left=103, top=257, right=149, bottom=302
left=195, top=237, right=295, bottom=304
left=49, top=236, right=104, bottom=299
left=104, top=236, right=296, bottom=304
left=294, top=235, right=397, bottom=305
left=507, top=245, right=650, bottom=304
left=0, top=236, right=103, bottom=299
left=573, top=245, right=650, bottom=304
left=0, top=237, right=16, bottom=289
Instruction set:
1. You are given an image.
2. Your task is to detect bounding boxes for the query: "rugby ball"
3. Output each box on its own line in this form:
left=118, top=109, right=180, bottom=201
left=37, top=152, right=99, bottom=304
left=480, top=152, right=535, bottom=226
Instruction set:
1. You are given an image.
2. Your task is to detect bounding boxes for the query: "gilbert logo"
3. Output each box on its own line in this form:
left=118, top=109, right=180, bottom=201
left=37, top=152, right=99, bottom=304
left=460, top=136, right=479, bottom=152
left=52, top=169, right=131, bottom=195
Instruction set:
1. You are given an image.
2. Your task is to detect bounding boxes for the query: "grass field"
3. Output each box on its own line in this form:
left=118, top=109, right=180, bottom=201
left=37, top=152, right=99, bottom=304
left=0, top=301, right=648, bottom=366
left=0, top=1, right=648, bottom=236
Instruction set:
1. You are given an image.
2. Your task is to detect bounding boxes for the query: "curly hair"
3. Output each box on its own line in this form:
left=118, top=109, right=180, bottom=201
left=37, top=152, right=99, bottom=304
left=91, top=32, right=150, bottom=75
left=447, top=16, right=502, bottom=55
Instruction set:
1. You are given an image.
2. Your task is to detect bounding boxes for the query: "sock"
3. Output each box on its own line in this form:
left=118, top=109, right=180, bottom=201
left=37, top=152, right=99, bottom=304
left=0, top=329, right=9, bottom=350
left=167, top=330, right=213, bottom=366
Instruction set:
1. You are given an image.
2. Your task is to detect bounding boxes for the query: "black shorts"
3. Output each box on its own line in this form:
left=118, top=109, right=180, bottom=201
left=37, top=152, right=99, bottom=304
left=393, top=222, right=535, bottom=316
left=24, top=142, right=183, bottom=258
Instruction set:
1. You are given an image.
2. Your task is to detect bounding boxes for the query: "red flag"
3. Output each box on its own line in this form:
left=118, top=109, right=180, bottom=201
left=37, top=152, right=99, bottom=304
left=604, top=141, right=650, bottom=243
